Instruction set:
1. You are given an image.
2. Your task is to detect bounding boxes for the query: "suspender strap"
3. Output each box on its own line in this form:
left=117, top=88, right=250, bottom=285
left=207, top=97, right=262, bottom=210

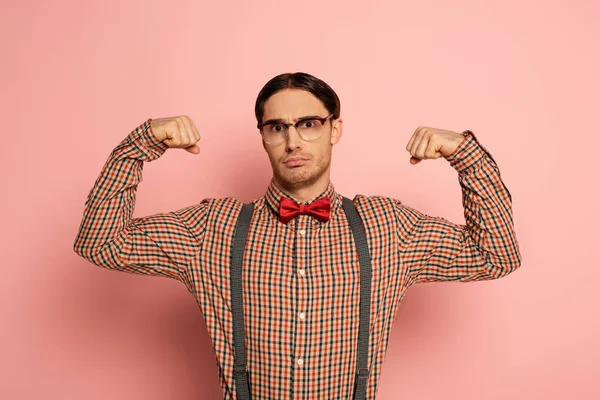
left=230, top=198, right=371, bottom=399
left=342, top=197, right=372, bottom=400
left=230, top=203, right=254, bottom=400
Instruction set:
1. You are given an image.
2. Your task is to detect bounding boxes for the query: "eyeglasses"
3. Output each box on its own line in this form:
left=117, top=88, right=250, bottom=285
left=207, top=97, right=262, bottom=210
left=258, top=114, right=334, bottom=145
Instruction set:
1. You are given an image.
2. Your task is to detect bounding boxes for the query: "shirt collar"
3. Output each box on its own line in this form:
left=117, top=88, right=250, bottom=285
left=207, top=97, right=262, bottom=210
left=264, top=179, right=341, bottom=224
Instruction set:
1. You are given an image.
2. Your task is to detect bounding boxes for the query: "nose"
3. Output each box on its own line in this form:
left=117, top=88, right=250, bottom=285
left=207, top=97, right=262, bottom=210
left=285, top=125, right=302, bottom=152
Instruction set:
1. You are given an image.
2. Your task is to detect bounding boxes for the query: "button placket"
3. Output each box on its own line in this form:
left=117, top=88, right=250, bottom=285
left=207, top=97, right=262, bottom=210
left=293, top=216, right=310, bottom=393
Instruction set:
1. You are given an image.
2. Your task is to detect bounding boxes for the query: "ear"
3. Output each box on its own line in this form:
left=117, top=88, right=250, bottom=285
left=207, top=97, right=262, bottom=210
left=330, top=118, right=343, bottom=145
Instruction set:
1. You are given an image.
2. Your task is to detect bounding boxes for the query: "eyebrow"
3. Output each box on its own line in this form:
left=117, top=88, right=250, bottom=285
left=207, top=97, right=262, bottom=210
left=262, top=115, right=324, bottom=125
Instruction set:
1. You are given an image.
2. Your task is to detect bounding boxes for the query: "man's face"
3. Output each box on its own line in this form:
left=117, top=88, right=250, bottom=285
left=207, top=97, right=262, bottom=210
left=261, top=89, right=342, bottom=191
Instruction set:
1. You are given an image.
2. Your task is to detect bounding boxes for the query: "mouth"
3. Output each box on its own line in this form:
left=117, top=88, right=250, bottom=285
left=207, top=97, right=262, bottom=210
left=283, top=157, right=308, bottom=167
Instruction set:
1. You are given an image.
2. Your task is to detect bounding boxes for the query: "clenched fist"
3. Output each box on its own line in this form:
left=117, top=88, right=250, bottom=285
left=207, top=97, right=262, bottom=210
left=150, top=115, right=201, bottom=154
left=406, top=126, right=465, bottom=165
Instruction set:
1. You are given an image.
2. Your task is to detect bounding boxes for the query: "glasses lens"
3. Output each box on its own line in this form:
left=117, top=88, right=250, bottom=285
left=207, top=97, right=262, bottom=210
left=297, top=118, right=325, bottom=141
left=262, top=124, right=286, bottom=144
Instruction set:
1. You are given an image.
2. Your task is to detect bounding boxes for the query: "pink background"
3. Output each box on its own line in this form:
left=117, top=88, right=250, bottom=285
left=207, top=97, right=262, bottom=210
left=1, top=0, right=598, bottom=398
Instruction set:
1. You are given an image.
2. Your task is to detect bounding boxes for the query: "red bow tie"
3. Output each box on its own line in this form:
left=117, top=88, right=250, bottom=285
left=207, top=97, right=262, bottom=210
left=279, top=197, right=331, bottom=224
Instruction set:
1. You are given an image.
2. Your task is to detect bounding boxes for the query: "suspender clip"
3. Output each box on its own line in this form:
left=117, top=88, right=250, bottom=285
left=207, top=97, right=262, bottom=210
left=233, top=364, right=247, bottom=376
left=356, top=368, right=370, bottom=379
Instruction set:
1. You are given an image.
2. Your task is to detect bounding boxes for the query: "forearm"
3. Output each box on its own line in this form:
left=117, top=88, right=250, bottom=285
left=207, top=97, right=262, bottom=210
left=73, top=119, right=169, bottom=268
left=447, top=131, right=522, bottom=278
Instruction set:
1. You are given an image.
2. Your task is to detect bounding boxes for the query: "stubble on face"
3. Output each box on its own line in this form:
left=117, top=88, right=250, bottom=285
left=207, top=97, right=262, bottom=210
left=269, top=144, right=332, bottom=191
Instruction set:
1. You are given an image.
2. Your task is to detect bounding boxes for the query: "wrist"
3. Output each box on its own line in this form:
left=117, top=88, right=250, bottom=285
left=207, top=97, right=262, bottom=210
left=446, top=130, right=486, bottom=172
left=443, top=131, right=470, bottom=160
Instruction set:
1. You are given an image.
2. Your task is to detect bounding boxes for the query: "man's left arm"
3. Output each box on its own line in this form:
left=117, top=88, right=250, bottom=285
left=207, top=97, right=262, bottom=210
left=399, top=127, right=522, bottom=285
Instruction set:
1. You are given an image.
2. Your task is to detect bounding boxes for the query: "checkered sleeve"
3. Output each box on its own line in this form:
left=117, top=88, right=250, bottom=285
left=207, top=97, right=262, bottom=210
left=73, top=119, right=207, bottom=281
left=398, top=131, right=522, bottom=285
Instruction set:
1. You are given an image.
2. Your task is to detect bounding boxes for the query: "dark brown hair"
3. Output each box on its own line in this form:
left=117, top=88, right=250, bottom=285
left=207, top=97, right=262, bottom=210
left=254, top=72, right=341, bottom=125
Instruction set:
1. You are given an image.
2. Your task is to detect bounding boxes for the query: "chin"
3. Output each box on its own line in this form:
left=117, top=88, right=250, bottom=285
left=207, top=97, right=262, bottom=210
left=277, top=168, right=321, bottom=188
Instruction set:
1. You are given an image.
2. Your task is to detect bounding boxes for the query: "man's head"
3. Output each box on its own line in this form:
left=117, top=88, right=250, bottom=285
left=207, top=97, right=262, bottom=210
left=255, top=72, right=343, bottom=194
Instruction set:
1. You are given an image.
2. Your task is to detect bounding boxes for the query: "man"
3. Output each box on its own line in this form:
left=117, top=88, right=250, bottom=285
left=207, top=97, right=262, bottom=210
left=73, top=72, right=521, bottom=399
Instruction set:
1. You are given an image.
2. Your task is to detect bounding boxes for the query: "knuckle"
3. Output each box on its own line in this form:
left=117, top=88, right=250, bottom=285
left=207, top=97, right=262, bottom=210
left=168, top=120, right=179, bottom=133
left=175, top=119, right=184, bottom=136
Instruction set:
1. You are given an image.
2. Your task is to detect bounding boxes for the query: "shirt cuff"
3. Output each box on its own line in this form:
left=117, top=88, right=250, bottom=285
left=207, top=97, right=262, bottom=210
left=444, top=130, right=490, bottom=173
left=128, top=118, right=169, bottom=161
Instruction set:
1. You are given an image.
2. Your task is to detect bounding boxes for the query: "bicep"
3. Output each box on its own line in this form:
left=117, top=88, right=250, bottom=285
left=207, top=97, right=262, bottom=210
left=397, top=203, right=490, bottom=285
left=81, top=201, right=208, bottom=280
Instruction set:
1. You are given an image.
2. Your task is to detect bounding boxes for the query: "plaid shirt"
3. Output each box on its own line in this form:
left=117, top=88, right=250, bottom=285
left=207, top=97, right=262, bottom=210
left=74, top=119, right=521, bottom=399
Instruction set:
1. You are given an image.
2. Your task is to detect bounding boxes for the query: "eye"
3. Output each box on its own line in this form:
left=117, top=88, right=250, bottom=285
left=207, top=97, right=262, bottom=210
left=299, top=119, right=319, bottom=129
left=272, top=124, right=284, bottom=132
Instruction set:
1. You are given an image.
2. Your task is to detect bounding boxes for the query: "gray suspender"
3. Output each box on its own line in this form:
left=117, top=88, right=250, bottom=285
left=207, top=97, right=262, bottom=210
left=230, top=197, right=371, bottom=399
left=231, top=203, right=254, bottom=399
left=341, top=196, right=372, bottom=400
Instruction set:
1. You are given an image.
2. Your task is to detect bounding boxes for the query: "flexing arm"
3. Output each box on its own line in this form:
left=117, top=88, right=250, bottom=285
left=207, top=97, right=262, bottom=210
left=399, top=127, right=522, bottom=285
left=73, top=116, right=206, bottom=281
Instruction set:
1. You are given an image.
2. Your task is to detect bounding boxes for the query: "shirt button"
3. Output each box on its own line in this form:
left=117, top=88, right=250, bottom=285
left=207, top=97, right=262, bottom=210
left=297, top=358, right=304, bottom=366
left=299, top=229, right=306, bottom=236
left=298, top=268, right=305, bottom=277
left=299, top=312, right=306, bottom=320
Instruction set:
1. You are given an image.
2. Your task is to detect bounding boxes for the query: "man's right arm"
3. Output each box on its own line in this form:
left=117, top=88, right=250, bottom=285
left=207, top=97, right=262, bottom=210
left=73, top=118, right=207, bottom=281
